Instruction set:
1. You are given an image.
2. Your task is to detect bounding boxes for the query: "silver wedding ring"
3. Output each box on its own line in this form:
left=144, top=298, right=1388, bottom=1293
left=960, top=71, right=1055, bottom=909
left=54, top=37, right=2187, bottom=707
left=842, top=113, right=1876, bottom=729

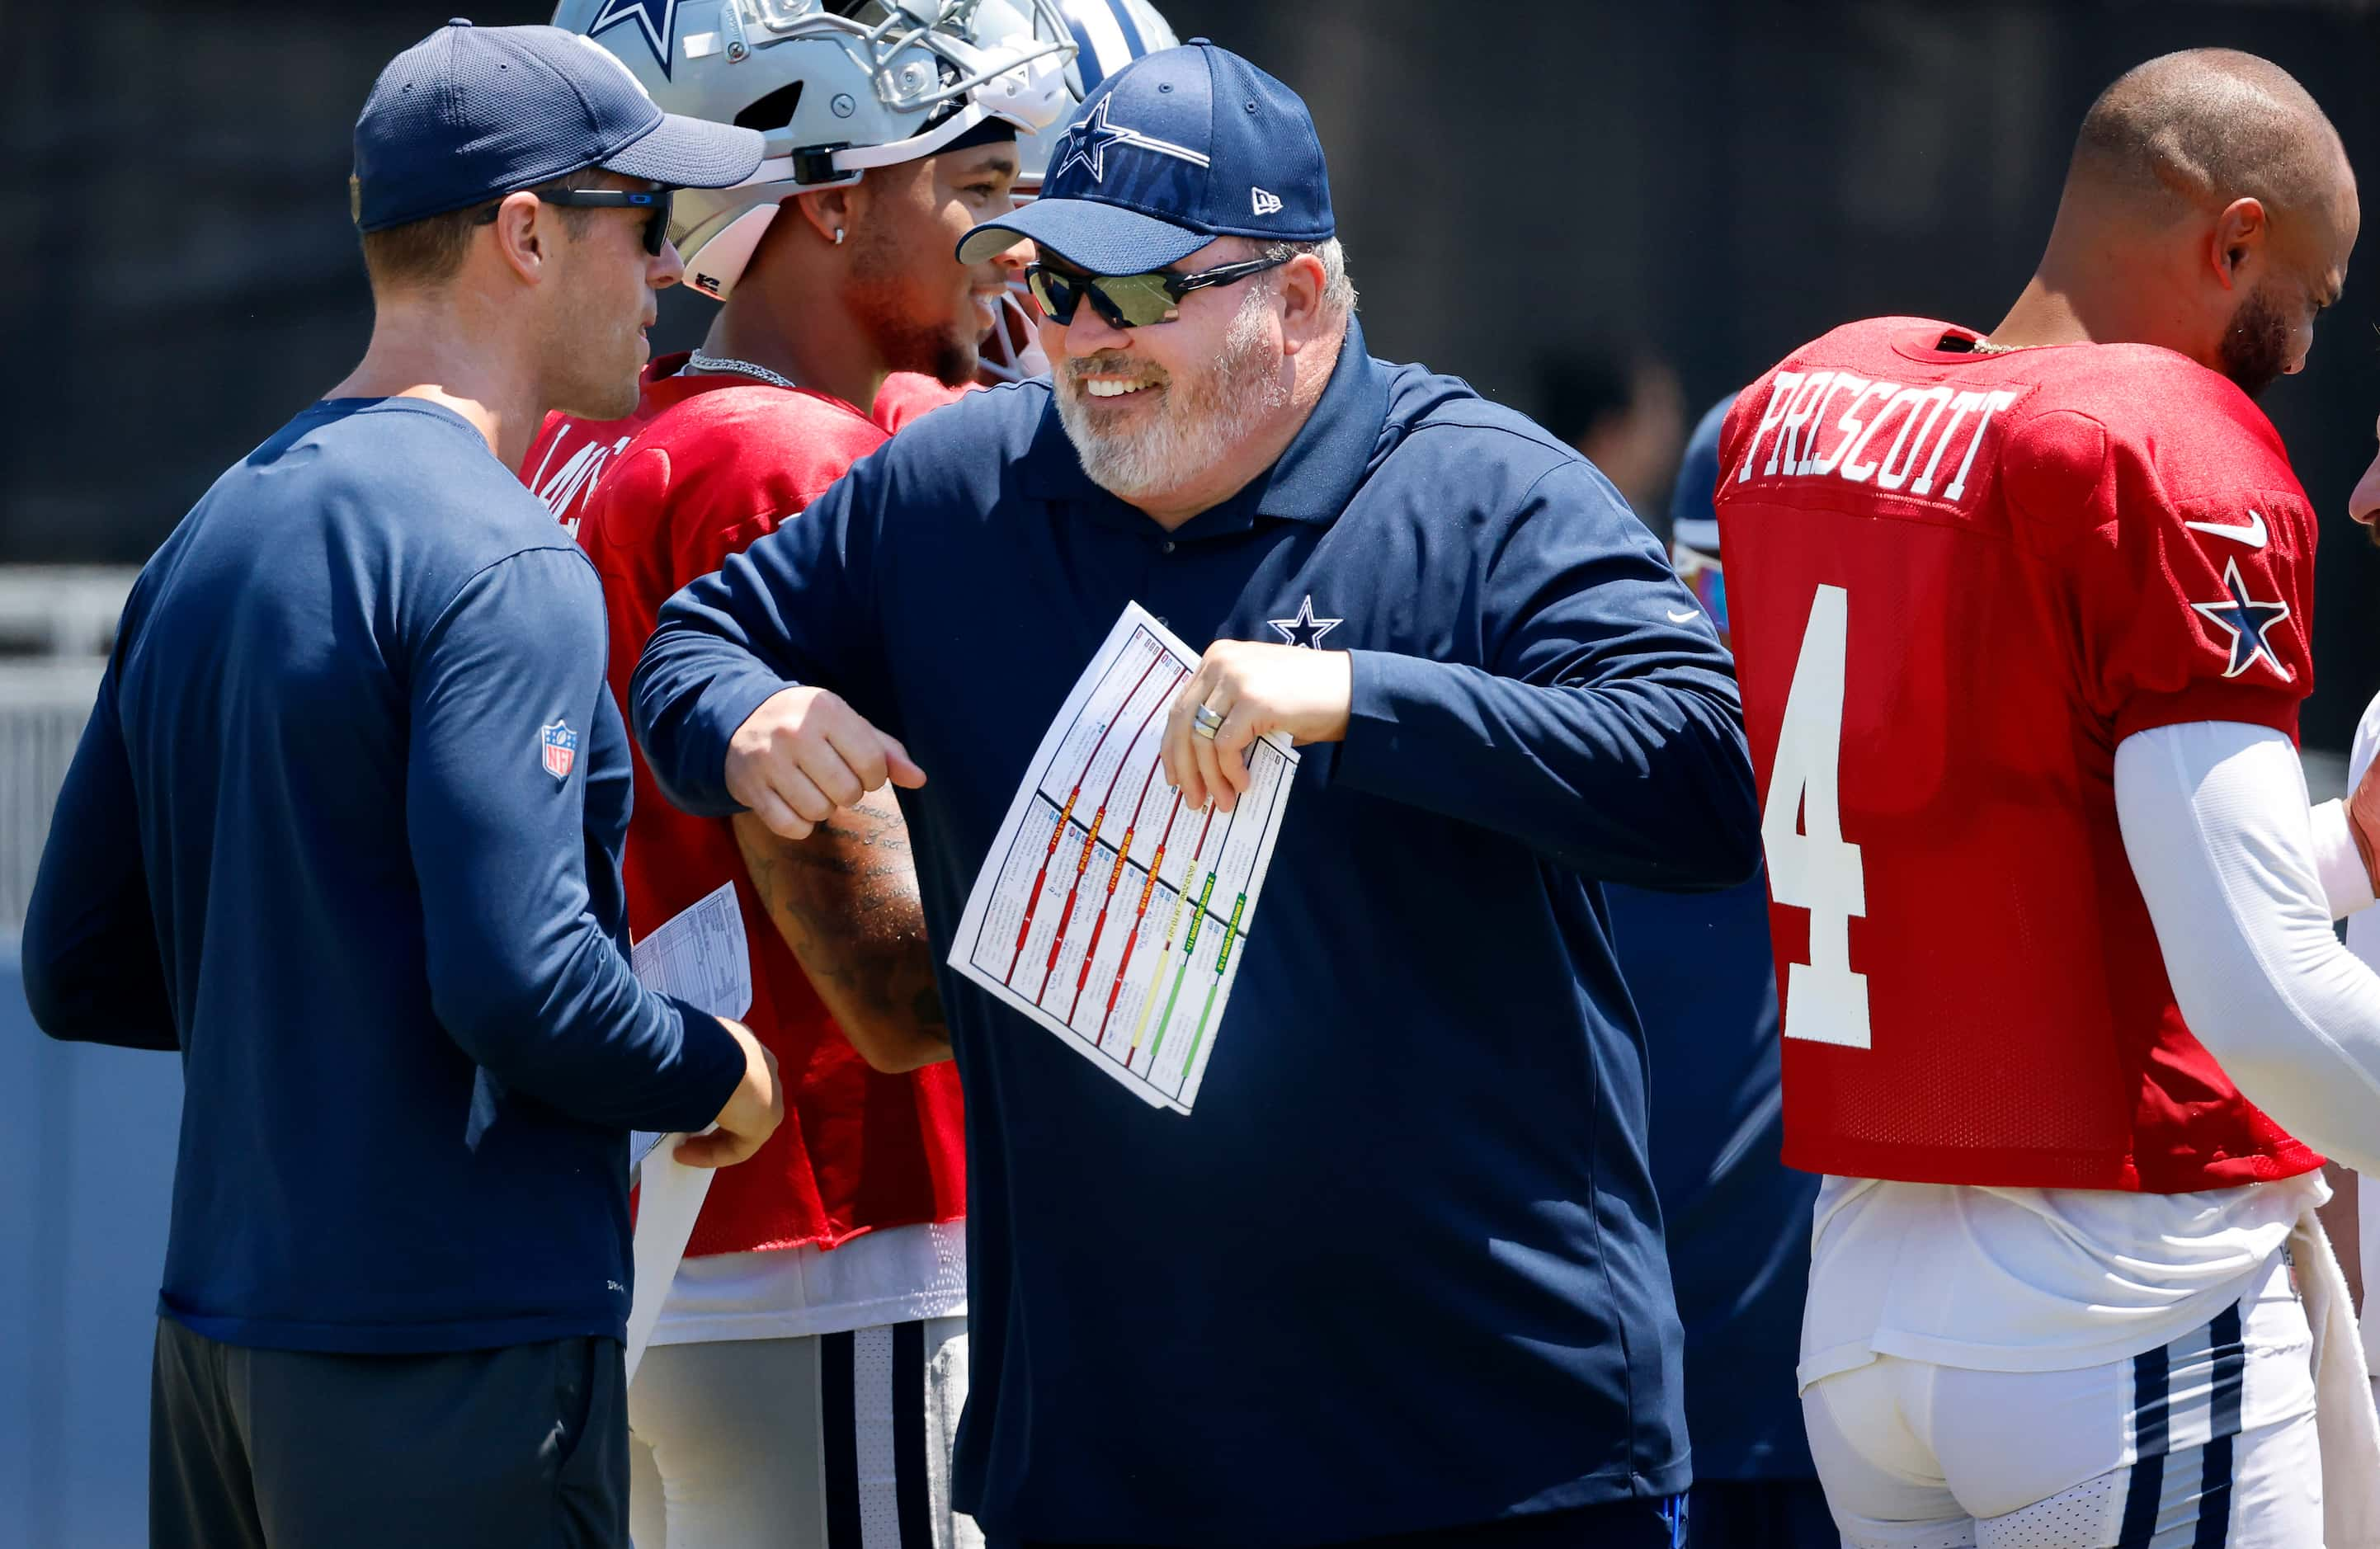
left=1191, top=703, right=1226, bottom=740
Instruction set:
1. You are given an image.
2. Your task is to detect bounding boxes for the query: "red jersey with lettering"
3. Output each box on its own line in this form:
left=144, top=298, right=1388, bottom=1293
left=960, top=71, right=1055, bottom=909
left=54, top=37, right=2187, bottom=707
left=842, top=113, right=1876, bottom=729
left=1713, top=317, right=2323, bottom=1194
left=523, top=354, right=686, bottom=534
left=524, top=352, right=964, bottom=536
left=525, top=364, right=972, bottom=1257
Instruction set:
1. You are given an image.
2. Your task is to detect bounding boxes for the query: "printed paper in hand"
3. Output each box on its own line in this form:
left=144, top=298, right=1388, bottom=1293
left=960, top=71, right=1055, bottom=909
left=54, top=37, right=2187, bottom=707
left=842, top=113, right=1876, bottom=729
left=625, top=1142, right=711, bottom=1382
left=949, top=603, right=1298, bottom=1113
left=630, top=878, right=753, bottom=1021
left=625, top=878, right=752, bottom=1380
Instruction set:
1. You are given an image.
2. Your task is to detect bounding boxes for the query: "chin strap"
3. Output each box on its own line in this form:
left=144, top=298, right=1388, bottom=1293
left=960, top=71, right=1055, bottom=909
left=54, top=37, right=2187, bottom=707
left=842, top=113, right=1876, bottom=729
left=683, top=204, right=782, bottom=302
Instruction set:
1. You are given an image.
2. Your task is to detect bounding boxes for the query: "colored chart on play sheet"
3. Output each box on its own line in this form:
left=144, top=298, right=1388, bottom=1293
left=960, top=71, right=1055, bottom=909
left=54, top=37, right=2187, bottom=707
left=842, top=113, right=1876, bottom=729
left=950, top=603, right=1298, bottom=1113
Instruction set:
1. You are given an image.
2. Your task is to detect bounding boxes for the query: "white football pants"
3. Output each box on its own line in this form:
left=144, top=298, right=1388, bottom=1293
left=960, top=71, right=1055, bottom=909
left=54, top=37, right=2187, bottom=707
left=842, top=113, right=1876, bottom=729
left=626, top=1318, right=979, bottom=1549
left=1803, top=1251, right=2320, bottom=1548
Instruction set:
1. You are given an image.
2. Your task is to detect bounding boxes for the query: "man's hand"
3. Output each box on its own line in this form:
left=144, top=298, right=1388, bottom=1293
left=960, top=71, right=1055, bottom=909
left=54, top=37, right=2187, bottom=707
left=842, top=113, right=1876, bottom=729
left=674, top=1018, right=784, bottom=1168
left=2349, top=751, right=2380, bottom=899
left=727, top=686, right=926, bottom=840
left=1162, top=641, right=1351, bottom=814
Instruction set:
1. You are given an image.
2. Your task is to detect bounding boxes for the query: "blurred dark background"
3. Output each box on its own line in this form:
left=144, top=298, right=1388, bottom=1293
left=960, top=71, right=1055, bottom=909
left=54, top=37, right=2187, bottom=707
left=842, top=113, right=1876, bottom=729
left=9, top=0, right=2380, bottom=747
left=10, top=7, right=2380, bottom=1542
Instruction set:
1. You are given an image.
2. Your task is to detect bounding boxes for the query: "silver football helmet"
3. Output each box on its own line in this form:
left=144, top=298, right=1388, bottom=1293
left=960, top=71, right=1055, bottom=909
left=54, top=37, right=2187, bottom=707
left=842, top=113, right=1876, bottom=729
left=977, top=0, right=1180, bottom=384
left=1014, top=0, right=1180, bottom=190
left=552, top=0, right=1078, bottom=300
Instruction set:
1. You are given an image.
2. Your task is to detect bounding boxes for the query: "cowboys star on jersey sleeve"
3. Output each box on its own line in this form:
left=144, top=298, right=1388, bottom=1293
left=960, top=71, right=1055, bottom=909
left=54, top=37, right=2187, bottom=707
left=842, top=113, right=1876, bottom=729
left=2000, top=376, right=2316, bottom=744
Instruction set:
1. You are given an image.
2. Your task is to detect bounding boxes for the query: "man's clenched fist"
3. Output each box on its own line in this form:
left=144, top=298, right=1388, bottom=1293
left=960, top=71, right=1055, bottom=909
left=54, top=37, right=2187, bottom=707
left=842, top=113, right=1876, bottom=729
left=726, top=685, right=926, bottom=840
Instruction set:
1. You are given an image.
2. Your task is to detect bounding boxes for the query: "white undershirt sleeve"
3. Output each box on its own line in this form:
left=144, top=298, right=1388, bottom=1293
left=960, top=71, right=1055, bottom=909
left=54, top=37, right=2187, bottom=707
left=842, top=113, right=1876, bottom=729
left=2312, top=797, right=2375, bottom=920
left=2114, top=721, right=2380, bottom=1175
left=2335, top=697, right=2380, bottom=1364
left=2364, top=1181, right=2379, bottom=1374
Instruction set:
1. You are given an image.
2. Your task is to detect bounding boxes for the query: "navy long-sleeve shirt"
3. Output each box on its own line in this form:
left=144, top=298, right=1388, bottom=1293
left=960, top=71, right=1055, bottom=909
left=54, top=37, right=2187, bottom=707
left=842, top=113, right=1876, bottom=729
left=22, top=396, right=744, bottom=1354
left=1609, top=393, right=1819, bottom=1482
left=634, top=319, right=1760, bottom=1544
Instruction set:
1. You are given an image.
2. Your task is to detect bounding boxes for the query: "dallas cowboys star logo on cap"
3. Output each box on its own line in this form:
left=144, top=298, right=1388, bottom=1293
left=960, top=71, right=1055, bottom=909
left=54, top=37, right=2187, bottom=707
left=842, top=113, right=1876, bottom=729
left=1267, top=596, right=1341, bottom=649
left=1052, top=97, right=1212, bottom=185
left=589, top=0, right=677, bottom=76
left=2189, top=557, right=2293, bottom=680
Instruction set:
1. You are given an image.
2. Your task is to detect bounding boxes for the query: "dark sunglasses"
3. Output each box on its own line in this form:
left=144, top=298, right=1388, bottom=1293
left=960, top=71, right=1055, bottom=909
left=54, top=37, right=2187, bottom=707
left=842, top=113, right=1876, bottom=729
left=1025, top=253, right=1291, bottom=329
left=473, top=187, right=675, bottom=256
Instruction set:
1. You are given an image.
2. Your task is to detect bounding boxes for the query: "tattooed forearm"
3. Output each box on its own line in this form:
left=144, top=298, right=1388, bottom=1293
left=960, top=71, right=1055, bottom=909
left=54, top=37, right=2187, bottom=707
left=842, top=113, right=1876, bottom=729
left=733, top=791, right=950, bottom=1071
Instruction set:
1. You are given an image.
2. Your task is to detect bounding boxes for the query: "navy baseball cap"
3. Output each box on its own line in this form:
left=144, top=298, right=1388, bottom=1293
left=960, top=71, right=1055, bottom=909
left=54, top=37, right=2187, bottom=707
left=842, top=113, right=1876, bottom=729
left=352, top=19, right=764, bottom=233
left=956, top=40, right=1332, bottom=273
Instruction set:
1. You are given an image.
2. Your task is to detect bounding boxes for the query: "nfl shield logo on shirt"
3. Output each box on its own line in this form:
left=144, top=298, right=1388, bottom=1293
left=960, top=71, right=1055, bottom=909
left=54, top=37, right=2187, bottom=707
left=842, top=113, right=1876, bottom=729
left=540, top=720, right=578, bottom=782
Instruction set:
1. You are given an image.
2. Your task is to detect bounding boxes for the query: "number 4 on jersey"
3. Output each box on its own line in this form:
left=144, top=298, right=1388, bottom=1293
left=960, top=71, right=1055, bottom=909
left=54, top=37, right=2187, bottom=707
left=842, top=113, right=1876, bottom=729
left=1765, top=584, right=1871, bottom=1048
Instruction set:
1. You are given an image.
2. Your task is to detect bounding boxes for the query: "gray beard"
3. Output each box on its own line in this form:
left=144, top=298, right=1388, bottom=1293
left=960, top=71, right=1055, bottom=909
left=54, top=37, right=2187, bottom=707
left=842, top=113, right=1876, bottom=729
left=1053, top=287, right=1289, bottom=503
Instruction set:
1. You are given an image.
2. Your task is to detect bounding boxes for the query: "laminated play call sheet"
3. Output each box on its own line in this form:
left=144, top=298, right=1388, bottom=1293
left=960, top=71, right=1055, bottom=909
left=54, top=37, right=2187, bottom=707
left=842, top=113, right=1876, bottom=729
left=950, top=604, right=1298, bottom=1113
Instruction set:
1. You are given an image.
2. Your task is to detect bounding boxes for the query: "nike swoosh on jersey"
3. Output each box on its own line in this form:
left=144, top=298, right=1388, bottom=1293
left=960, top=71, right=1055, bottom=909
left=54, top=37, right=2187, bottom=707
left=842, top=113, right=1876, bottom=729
left=1666, top=608, right=1701, bottom=623
left=2183, top=509, right=2268, bottom=549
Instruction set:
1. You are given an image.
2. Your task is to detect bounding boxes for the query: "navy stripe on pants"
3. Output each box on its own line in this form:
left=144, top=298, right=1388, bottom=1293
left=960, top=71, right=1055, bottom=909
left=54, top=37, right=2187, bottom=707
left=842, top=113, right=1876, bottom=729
left=2193, top=1305, right=2246, bottom=1549
left=822, top=1330, right=863, bottom=1549
left=822, top=1324, right=940, bottom=1549
left=2118, top=1339, right=2171, bottom=1548
left=893, top=1321, right=935, bottom=1549
left=2119, top=1302, right=2251, bottom=1548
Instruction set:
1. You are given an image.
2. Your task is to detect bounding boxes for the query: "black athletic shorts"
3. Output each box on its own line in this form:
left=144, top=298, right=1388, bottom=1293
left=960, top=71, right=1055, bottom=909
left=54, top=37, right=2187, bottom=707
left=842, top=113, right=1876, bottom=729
left=150, top=1316, right=629, bottom=1549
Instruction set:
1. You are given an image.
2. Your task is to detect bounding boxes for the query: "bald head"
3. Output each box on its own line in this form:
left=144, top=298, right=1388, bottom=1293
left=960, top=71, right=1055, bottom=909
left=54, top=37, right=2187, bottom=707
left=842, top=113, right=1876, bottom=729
left=1999, top=48, right=2357, bottom=398
left=2069, top=49, right=2346, bottom=225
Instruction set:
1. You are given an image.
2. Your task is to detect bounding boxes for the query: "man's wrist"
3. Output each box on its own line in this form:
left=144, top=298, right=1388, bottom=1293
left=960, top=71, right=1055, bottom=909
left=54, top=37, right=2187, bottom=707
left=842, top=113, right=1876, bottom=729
left=678, top=1001, right=754, bottom=1131
left=708, top=675, right=804, bottom=810
left=1306, top=648, right=1353, bottom=743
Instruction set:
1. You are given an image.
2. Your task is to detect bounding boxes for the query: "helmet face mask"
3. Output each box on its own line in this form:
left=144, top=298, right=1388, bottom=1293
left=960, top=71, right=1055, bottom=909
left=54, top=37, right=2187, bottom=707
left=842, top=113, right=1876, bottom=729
left=554, top=0, right=1078, bottom=299
left=975, top=0, right=1181, bottom=384
left=980, top=273, right=1053, bottom=383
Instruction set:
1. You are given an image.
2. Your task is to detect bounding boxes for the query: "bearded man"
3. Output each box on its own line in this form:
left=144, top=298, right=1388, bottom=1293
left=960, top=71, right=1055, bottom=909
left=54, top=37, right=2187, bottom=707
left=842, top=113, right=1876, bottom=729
left=627, top=40, right=1758, bottom=1549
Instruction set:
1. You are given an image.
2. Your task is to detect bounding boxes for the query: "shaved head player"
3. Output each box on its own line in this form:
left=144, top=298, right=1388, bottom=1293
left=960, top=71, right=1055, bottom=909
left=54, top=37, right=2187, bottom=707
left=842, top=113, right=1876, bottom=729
left=1717, top=49, right=2380, bottom=1549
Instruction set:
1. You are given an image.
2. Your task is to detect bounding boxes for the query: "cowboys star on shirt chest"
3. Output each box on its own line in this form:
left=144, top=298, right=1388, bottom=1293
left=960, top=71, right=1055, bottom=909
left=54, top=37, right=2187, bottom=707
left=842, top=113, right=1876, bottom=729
left=874, top=323, right=1632, bottom=794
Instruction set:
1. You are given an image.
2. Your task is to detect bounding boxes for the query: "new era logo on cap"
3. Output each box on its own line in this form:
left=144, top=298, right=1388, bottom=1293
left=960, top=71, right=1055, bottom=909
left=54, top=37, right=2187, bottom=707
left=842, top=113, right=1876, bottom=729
left=955, top=39, right=1333, bottom=275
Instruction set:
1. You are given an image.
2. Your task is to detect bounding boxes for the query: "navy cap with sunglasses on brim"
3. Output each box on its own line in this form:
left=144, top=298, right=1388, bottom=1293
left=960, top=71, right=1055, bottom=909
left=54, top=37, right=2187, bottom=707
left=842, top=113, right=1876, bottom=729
left=955, top=38, right=1333, bottom=275
left=351, top=18, right=765, bottom=233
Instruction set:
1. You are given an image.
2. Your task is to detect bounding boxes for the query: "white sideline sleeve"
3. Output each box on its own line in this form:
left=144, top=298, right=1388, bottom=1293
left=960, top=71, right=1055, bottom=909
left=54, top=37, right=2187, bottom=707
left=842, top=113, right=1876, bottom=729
left=2340, top=697, right=2380, bottom=1370
left=2364, top=1182, right=2379, bottom=1374
left=2352, top=698, right=2380, bottom=946
left=2114, top=721, right=2380, bottom=1175
left=2312, top=798, right=2375, bottom=920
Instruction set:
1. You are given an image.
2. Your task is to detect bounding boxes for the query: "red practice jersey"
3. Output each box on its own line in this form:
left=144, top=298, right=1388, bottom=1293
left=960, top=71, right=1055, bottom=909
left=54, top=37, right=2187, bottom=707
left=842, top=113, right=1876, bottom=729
left=522, top=362, right=972, bottom=1257
left=525, top=352, right=964, bottom=535
left=1714, top=317, right=2325, bottom=1194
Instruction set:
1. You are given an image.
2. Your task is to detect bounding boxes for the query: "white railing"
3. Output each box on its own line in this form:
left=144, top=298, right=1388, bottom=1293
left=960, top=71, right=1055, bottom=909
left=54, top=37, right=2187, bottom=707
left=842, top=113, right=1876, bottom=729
left=0, top=660, right=107, bottom=935
left=0, top=568, right=131, bottom=935
left=0, top=567, right=132, bottom=657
